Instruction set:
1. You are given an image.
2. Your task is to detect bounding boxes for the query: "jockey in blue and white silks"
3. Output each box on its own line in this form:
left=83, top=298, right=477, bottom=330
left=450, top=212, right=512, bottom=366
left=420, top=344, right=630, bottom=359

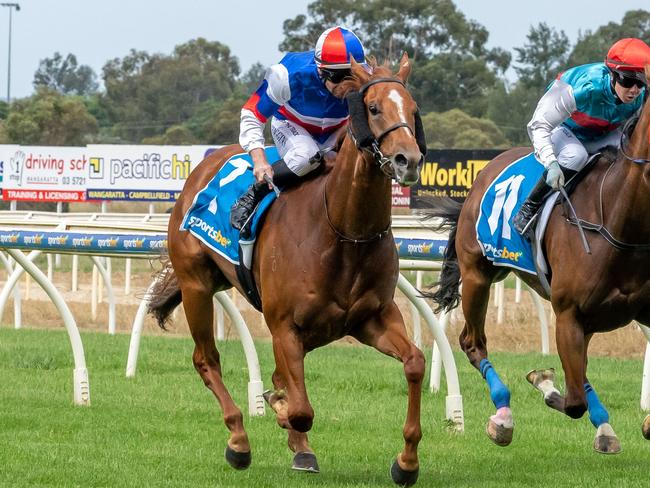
left=231, top=26, right=366, bottom=233
left=513, top=38, right=650, bottom=236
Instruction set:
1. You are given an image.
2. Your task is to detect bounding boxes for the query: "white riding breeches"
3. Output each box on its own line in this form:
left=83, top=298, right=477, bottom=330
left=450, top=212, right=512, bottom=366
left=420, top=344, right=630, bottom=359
left=270, top=118, right=340, bottom=176
left=550, top=125, right=622, bottom=171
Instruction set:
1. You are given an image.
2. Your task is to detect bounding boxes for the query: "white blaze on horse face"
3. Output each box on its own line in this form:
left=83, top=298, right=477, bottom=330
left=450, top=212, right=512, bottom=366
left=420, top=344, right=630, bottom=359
left=388, top=89, right=411, bottom=136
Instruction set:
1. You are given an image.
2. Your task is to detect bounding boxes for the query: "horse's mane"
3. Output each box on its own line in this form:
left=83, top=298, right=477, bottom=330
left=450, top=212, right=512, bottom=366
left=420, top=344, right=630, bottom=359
left=334, top=58, right=392, bottom=96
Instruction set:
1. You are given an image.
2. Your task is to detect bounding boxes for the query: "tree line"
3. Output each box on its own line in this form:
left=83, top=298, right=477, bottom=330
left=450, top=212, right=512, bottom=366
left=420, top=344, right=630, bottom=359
left=0, top=0, right=648, bottom=149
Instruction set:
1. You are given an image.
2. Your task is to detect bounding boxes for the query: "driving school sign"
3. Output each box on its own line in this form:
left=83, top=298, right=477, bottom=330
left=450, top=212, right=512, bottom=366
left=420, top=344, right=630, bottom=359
left=0, top=146, right=88, bottom=202
left=409, top=149, right=504, bottom=208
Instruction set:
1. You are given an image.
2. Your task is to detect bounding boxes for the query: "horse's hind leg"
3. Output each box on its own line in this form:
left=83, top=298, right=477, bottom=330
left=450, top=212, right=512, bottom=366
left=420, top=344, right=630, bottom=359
left=264, top=370, right=319, bottom=472
left=353, top=303, right=424, bottom=487
left=459, top=267, right=513, bottom=446
left=180, top=275, right=251, bottom=469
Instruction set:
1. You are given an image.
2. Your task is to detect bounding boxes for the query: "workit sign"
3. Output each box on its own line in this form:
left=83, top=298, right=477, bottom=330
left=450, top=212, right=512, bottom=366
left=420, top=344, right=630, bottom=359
left=409, top=149, right=503, bottom=209
left=0, top=146, right=88, bottom=202
left=85, top=145, right=217, bottom=201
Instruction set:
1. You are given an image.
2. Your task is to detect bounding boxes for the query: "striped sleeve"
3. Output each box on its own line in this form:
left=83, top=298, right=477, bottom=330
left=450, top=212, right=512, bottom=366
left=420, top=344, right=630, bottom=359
left=242, top=64, right=291, bottom=123
left=239, top=64, right=291, bottom=153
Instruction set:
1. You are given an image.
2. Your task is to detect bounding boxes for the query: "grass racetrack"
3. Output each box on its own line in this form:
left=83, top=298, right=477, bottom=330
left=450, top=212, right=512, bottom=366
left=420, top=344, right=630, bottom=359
left=1, top=327, right=649, bottom=487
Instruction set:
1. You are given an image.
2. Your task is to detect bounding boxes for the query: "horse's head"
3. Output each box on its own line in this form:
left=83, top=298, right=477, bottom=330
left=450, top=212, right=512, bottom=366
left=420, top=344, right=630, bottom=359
left=337, top=53, right=425, bottom=186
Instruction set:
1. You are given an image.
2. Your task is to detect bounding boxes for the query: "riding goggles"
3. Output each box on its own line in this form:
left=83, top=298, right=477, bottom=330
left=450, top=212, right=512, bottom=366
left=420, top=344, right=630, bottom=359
left=320, top=68, right=352, bottom=84
left=613, top=70, right=647, bottom=89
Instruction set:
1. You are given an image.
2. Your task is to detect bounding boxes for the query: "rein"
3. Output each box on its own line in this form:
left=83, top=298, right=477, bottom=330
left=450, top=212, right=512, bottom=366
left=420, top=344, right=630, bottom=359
left=567, top=143, right=650, bottom=251
left=618, top=116, right=650, bottom=164
left=323, top=183, right=391, bottom=244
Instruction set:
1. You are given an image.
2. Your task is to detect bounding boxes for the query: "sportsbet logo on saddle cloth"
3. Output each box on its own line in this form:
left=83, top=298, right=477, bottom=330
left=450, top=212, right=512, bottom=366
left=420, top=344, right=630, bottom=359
left=181, top=147, right=280, bottom=264
left=475, top=153, right=545, bottom=274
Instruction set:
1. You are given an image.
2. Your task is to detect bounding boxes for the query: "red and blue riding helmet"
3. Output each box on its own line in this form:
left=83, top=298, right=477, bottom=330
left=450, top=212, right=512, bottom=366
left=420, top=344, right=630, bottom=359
left=314, top=26, right=366, bottom=70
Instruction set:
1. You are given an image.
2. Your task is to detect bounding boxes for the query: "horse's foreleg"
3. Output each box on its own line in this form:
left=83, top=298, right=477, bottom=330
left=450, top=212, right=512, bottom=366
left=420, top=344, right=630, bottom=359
left=271, top=331, right=313, bottom=433
left=459, top=270, right=513, bottom=446
left=526, top=368, right=565, bottom=412
left=555, top=310, right=587, bottom=419
left=354, top=303, right=424, bottom=487
left=585, top=380, right=620, bottom=453
left=183, top=283, right=251, bottom=469
left=271, top=331, right=319, bottom=472
left=264, top=370, right=319, bottom=472
left=581, top=335, right=621, bottom=454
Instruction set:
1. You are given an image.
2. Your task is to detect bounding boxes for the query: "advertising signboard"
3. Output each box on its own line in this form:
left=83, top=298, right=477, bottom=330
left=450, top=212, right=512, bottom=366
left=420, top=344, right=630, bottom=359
left=410, top=149, right=505, bottom=208
left=85, top=145, right=218, bottom=201
left=0, top=146, right=88, bottom=202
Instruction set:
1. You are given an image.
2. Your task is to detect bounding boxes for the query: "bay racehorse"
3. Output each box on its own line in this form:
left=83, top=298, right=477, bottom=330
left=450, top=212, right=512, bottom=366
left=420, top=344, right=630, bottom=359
left=426, top=65, right=650, bottom=454
left=147, top=54, right=426, bottom=485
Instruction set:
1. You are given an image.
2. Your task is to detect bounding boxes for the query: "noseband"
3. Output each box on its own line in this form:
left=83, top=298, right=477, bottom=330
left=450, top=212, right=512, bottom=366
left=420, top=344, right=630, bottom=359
left=346, top=78, right=427, bottom=178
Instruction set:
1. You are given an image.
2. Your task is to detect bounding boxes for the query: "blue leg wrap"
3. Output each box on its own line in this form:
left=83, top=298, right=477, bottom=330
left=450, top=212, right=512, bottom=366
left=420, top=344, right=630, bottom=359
left=479, top=359, right=511, bottom=409
left=584, top=382, right=609, bottom=428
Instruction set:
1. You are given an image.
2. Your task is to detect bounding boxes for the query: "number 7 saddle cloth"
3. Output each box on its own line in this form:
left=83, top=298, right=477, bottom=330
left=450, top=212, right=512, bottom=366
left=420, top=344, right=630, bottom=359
left=181, top=146, right=280, bottom=266
left=180, top=147, right=282, bottom=311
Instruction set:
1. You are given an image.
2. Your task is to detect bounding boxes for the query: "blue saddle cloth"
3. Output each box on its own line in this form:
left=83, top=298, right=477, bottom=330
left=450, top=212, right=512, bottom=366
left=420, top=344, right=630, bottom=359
left=181, top=147, right=280, bottom=265
left=475, top=152, right=545, bottom=274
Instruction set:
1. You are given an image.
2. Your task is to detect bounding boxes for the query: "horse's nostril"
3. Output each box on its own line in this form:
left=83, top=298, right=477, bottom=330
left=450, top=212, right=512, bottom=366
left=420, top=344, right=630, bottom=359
left=393, top=153, right=408, bottom=166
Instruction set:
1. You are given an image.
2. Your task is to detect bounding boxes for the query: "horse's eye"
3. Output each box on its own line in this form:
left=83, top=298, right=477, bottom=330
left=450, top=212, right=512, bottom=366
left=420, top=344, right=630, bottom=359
left=368, top=104, right=379, bottom=115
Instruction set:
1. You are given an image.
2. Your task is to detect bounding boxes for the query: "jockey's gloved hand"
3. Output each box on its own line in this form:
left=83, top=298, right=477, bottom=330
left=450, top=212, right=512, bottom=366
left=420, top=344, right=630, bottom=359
left=545, top=161, right=565, bottom=190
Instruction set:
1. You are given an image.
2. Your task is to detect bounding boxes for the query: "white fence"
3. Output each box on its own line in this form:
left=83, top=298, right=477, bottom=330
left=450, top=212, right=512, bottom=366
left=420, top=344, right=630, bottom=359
left=0, top=212, right=468, bottom=429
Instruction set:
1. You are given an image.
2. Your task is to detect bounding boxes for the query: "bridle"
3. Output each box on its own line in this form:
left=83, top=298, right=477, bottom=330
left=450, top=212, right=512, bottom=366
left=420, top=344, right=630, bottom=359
left=323, top=76, right=424, bottom=243
left=346, top=77, right=426, bottom=178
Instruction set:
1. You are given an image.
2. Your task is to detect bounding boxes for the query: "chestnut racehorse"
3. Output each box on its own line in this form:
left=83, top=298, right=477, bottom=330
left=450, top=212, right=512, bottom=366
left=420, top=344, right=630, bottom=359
left=426, top=65, right=650, bottom=454
left=147, top=54, right=426, bottom=485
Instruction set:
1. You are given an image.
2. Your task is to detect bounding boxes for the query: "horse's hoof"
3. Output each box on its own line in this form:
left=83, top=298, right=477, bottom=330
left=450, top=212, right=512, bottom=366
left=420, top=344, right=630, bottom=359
left=486, top=416, right=513, bottom=447
left=262, top=389, right=273, bottom=403
left=292, top=451, right=319, bottom=473
left=526, top=368, right=556, bottom=387
left=593, top=423, right=621, bottom=454
left=642, top=415, right=650, bottom=440
left=224, top=445, right=252, bottom=470
left=543, top=391, right=566, bottom=412
left=390, top=458, right=419, bottom=487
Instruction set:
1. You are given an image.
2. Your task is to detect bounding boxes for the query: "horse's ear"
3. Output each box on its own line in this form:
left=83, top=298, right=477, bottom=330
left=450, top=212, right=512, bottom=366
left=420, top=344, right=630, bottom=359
left=351, top=57, right=370, bottom=84
left=396, top=52, right=411, bottom=83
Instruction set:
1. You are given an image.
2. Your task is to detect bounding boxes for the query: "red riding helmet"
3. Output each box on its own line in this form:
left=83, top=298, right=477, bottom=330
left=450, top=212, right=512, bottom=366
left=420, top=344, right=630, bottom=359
left=314, top=26, right=365, bottom=69
left=605, top=38, right=650, bottom=82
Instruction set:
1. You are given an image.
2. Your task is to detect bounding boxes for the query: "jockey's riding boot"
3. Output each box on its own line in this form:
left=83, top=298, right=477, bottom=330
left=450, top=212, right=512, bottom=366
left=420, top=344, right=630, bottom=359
left=230, top=158, right=313, bottom=232
left=512, top=175, right=553, bottom=237
left=230, top=181, right=272, bottom=231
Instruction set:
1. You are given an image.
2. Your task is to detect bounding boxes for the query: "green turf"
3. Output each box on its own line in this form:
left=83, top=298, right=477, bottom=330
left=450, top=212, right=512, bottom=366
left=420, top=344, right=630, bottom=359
left=0, top=327, right=648, bottom=487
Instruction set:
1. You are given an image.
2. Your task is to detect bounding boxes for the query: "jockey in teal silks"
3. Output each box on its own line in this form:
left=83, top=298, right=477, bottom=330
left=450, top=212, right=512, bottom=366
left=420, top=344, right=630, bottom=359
left=513, top=38, right=650, bottom=236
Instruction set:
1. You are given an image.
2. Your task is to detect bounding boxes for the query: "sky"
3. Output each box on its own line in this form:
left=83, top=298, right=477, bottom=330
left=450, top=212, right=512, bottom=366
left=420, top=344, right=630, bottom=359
left=0, top=0, right=649, bottom=100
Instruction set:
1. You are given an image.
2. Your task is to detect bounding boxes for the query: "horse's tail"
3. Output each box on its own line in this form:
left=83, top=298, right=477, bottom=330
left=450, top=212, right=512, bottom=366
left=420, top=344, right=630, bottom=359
left=147, top=256, right=182, bottom=330
left=420, top=199, right=463, bottom=313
